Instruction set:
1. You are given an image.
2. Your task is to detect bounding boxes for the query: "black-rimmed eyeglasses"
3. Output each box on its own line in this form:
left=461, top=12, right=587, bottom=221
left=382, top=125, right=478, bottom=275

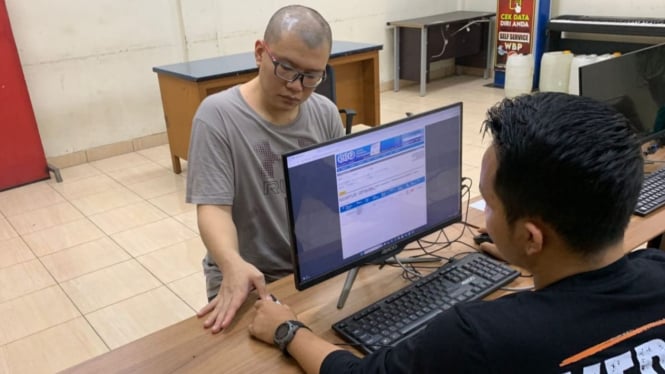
left=262, top=42, right=326, bottom=88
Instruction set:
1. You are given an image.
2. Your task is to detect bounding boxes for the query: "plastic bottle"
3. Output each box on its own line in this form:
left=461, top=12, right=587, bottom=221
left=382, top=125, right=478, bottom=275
left=539, top=50, right=574, bottom=93
left=504, top=53, right=534, bottom=98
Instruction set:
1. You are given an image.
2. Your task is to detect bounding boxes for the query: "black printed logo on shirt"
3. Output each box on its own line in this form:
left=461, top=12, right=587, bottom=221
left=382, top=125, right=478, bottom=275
left=254, top=140, right=280, bottom=179
left=254, top=138, right=316, bottom=196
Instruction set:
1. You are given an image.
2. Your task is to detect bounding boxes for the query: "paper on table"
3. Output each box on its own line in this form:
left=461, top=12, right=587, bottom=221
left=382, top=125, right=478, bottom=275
left=470, top=199, right=486, bottom=212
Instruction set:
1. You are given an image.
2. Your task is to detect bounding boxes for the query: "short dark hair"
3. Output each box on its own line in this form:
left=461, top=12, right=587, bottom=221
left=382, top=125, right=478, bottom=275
left=482, top=92, right=643, bottom=254
left=264, top=5, right=332, bottom=52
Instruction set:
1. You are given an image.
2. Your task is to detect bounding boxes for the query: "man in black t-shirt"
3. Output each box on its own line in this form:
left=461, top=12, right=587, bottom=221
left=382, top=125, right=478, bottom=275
left=248, top=92, right=665, bottom=374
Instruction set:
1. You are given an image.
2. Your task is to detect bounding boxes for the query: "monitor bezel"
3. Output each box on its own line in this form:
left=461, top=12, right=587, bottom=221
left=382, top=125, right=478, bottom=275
left=578, top=42, right=665, bottom=145
left=282, top=102, right=464, bottom=291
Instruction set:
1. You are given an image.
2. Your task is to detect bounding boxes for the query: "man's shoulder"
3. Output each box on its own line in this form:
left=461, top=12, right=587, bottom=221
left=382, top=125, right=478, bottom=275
left=195, top=85, right=249, bottom=126
left=302, top=92, right=345, bottom=136
left=305, top=92, right=339, bottom=112
left=628, top=247, right=665, bottom=262
left=199, top=85, right=242, bottom=108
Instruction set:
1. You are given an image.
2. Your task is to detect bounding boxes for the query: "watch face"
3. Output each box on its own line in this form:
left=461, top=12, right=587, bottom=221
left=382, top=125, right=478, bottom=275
left=275, top=323, right=291, bottom=340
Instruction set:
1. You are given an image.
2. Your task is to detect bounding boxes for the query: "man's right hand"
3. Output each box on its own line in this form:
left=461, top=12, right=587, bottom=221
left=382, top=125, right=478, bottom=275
left=475, top=228, right=507, bottom=262
left=197, top=259, right=268, bottom=333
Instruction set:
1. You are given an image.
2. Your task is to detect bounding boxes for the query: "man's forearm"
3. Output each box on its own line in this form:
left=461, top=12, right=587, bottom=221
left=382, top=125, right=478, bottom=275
left=197, top=204, right=242, bottom=269
left=288, top=329, right=344, bottom=374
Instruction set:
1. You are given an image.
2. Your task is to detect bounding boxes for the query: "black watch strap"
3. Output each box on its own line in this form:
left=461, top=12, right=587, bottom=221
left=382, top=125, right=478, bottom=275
left=274, top=320, right=311, bottom=355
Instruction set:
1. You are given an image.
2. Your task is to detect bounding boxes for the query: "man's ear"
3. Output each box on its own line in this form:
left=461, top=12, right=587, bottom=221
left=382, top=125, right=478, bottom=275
left=523, top=221, right=544, bottom=256
left=254, top=40, right=264, bottom=66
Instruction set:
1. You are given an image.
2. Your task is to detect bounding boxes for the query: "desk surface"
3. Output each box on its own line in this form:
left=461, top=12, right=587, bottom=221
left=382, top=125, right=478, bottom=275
left=152, top=41, right=383, bottom=82
left=387, top=10, right=495, bottom=29
left=62, top=224, right=528, bottom=374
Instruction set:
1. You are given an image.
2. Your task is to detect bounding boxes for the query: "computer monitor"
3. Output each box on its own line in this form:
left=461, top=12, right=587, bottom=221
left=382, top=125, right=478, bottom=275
left=282, top=102, right=463, bottom=291
left=579, top=42, right=665, bottom=145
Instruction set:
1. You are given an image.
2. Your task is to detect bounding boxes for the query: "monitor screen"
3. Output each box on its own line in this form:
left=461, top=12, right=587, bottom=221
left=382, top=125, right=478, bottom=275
left=282, top=102, right=463, bottom=290
left=579, top=42, right=665, bottom=144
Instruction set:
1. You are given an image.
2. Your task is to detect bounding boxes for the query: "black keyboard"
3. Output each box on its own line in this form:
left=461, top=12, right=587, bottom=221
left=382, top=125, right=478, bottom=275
left=634, top=167, right=665, bottom=216
left=332, top=253, right=520, bottom=353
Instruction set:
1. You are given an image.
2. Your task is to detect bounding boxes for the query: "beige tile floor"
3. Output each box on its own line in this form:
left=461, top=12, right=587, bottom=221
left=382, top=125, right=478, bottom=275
left=0, top=75, right=505, bottom=373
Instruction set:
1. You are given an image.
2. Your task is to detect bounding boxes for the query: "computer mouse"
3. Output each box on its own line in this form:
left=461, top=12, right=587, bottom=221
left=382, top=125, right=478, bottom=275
left=473, top=233, right=493, bottom=245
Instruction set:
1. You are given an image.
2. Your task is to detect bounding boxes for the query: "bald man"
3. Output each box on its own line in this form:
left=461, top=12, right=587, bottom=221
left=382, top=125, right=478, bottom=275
left=186, top=5, right=344, bottom=333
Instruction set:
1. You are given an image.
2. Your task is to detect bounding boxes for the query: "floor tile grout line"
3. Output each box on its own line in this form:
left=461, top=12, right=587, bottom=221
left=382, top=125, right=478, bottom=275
left=133, top=257, right=200, bottom=314
left=0, top=185, right=65, bottom=218
left=0, top=149, right=200, bottom=313
left=0, top=312, right=90, bottom=349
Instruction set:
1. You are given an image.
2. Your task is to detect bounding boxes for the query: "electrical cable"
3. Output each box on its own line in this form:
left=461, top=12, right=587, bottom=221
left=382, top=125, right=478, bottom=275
left=392, top=255, right=425, bottom=280
left=431, top=25, right=450, bottom=59
left=431, top=19, right=491, bottom=58
left=385, top=176, right=532, bottom=284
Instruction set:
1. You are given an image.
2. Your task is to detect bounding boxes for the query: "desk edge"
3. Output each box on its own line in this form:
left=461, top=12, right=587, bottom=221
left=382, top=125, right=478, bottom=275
left=152, top=43, right=383, bottom=82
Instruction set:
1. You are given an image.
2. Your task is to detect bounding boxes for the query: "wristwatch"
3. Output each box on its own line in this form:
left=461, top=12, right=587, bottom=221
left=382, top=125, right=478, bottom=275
left=273, top=320, right=310, bottom=355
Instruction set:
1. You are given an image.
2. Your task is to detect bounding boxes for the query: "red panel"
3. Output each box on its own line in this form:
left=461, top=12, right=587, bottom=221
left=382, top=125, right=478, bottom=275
left=0, top=0, right=49, bottom=191
left=495, top=0, right=536, bottom=67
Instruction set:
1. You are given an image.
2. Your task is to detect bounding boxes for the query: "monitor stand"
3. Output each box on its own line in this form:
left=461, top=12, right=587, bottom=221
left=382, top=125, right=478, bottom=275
left=336, top=256, right=440, bottom=309
left=337, top=267, right=360, bottom=309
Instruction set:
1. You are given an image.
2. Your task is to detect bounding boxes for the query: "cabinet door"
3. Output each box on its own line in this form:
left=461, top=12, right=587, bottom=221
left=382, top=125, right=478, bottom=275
left=0, top=0, right=49, bottom=190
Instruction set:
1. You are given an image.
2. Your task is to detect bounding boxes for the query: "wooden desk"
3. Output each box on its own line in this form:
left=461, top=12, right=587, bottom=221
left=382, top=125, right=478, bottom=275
left=61, top=225, right=529, bottom=373
left=153, top=41, right=383, bottom=174
left=387, top=11, right=495, bottom=97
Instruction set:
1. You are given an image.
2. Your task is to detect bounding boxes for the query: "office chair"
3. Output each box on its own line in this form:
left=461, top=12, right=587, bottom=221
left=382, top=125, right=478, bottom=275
left=315, top=65, right=357, bottom=134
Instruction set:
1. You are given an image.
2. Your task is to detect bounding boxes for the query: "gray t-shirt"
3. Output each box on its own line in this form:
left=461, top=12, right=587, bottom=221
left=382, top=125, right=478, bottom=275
left=186, top=85, right=344, bottom=298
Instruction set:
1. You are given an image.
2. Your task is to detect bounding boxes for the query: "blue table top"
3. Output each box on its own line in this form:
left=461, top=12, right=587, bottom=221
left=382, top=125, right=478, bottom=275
left=153, top=40, right=382, bottom=82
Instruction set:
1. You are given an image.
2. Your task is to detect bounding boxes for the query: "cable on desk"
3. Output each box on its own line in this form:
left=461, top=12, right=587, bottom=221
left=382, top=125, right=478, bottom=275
left=393, top=256, right=426, bottom=280
left=431, top=19, right=491, bottom=59
left=402, top=177, right=472, bottom=258
left=385, top=176, right=528, bottom=282
left=451, top=19, right=491, bottom=36
left=409, top=177, right=476, bottom=259
left=375, top=178, right=476, bottom=281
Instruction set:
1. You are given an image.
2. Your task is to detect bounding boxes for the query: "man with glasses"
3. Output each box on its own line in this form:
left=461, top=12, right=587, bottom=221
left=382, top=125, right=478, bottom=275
left=186, top=5, right=344, bottom=334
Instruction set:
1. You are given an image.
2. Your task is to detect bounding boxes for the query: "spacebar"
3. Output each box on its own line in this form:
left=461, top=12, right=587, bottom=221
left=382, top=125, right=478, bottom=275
left=399, top=309, right=442, bottom=335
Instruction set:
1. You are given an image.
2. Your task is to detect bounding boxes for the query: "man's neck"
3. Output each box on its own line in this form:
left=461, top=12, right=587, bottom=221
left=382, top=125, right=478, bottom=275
left=241, top=79, right=299, bottom=126
left=531, top=241, right=626, bottom=290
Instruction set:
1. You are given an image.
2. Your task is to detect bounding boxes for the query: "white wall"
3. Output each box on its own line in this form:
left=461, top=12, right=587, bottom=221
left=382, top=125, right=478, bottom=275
left=6, top=0, right=665, bottom=158
left=7, top=0, right=459, bottom=158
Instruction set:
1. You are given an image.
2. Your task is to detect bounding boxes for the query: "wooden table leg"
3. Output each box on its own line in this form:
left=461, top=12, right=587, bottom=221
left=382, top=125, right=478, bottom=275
left=171, top=154, right=182, bottom=174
